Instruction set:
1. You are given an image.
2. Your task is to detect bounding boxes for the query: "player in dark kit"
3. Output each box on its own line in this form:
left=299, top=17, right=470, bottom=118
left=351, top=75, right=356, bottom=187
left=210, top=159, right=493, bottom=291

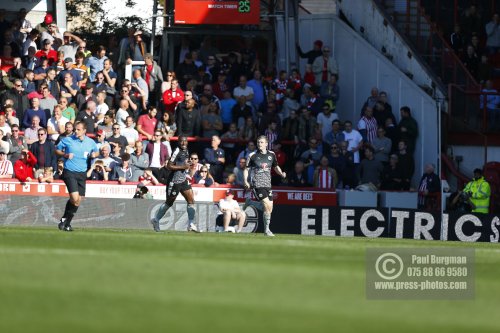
left=243, top=135, right=286, bottom=236
left=151, top=135, right=200, bottom=232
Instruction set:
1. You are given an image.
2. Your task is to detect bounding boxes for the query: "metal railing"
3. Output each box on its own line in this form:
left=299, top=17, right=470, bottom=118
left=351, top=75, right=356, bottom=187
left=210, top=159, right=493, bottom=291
left=377, top=0, right=480, bottom=90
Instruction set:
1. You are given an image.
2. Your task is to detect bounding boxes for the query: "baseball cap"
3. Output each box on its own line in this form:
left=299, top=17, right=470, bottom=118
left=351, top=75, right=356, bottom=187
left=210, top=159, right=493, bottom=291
left=44, top=13, right=53, bottom=25
left=96, top=129, right=104, bottom=136
left=226, top=189, right=235, bottom=196
left=134, top=30, right=143, bottom=36
left=64, top=57, right=73, bottom=63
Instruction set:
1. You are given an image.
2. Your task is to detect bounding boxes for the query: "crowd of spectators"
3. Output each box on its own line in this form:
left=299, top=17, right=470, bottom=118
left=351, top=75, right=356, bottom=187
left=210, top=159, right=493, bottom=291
left=0, top=9, right=423, bottom=193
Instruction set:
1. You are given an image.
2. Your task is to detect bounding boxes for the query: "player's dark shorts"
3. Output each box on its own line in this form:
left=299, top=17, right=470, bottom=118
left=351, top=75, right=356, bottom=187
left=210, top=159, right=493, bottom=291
left=62, top=169, right=87, bottom=196
left=252, top=187, right=273, bottom=201
left=167, top=180, right=192, bottom=198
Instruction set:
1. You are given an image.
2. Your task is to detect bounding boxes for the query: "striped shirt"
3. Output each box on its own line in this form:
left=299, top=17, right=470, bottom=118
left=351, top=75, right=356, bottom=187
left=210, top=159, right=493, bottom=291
left=0, top=159, right=13, bottom=176
left=316, top=167, right=336, bottom=189
left=358, top=116, right=378, bottom=143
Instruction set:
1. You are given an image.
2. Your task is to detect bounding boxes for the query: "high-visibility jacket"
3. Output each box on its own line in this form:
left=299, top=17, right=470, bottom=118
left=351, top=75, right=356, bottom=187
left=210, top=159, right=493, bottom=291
left=463, top=177, right=491, bottom=214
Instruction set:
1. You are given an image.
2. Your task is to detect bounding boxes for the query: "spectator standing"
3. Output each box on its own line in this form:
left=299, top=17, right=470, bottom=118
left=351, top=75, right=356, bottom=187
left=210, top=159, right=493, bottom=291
left=1, top=79, right=29, bottom=124
left=34, top=39, right=57, bottom=65
left=296, top=40, right=323, bottom=65
left=23, top=97, right=47, bottom=128
left=398, top=106, right=418, bottom=154
left=417, top=163, right=441, bottom=210
left=324, top=119, right=345, bottom=148
left=30, top=127, right=57, bottom=173
left=371, top=127, right=392, bottom=164
left=145, top=130, right=169, bottom=177
left=233, top=157, right=247, bottom=186
left=319, top=73, right=339, bottom=108
left=137, top=106, right=158, bottom=141
left=202, top=102, right=223, bottom=138
left=339, top=140, right=357, bottom=189
left=162, top=78, right=184, bottom=114
left=317, top=103, right=339, bottom=141
left=107, top=124, right=129, bottom=156
left=86, top=46, right=107, bottom=82
left=343, top=120, right=363, bottom=165
left=24, top=115, right=42, bottom=147
left=176, top=98, right=201, bottom=137
left=130, top=141, right=150, bottom=181
left=312, top=46, right=338, bottom=86
left=327, top=143, right=346, bottom=187
left=358, top=146, right=383, bottom=187
left=203, top=135, right=225, bottom=183
left=40, top=22, right=63, bottom=50
left=397, top=140, right=415, bottom=190
left=247, top=70, right=265, bottom=112
left=6, top=124, right=27, bottom=163
left=122, top=116, right=140, bottom=148
left=485, top=14, right=500, bottom=54
left=358, top=106, right=378, bottom=145
left=75, top=100, right=97, bottom=134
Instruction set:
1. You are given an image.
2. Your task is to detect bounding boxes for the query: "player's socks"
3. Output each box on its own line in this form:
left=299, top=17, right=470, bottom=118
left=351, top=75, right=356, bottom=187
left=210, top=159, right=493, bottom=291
left=263, top=212, right=272, bottom=233
left=155, top=202, right=171, bottom=221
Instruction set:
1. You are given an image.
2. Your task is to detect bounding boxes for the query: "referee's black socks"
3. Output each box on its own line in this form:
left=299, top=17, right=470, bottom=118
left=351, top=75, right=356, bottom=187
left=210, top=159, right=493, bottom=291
left=63, top=200, right=79, bottom=226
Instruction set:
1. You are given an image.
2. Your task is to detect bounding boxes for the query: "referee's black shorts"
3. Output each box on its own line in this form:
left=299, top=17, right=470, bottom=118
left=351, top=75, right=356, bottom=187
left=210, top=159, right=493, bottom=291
left=63, top=169, right=87, bottom=196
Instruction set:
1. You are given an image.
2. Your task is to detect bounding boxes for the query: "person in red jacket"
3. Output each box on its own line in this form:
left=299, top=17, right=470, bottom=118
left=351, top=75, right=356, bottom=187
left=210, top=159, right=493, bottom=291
left=34, top=39, right=58, bottom=65
left=14, top=149, right=37, bottom=182
left=162, top=79, right=184, bottom=113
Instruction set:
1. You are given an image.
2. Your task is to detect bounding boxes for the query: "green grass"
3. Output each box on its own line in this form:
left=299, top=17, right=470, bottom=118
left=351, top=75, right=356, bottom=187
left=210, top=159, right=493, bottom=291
left=0, top=227, right=499, bottom=333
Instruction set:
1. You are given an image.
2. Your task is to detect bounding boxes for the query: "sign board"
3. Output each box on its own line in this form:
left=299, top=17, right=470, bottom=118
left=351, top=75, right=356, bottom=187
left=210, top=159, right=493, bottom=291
left=174, top=0, right=260, bottom=25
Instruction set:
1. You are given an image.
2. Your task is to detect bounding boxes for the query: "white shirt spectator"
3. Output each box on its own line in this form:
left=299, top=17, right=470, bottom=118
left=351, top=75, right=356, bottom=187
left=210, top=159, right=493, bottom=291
left=233, top=86, right=254, bottom=99
left=95, top=103, right=110, bottom=123
left=150, top=142, right=162, bottom=168
left=218, top=197, right=240, bottom=214
left=122, top=126, right=140, bottom=146
left=343, top=129, right=363, bottom=163
left=317, top=111, right=338, bottom=140
left=0, top=158, right=13, bottom=178
left=115, top=108, right=129, bottom=128
left=0, top=124, right=12, bottom=136
left=47, top=116, right=69, bottom=142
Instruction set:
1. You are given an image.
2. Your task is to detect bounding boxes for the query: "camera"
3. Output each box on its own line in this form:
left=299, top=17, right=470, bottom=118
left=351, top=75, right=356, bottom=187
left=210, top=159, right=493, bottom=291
left=461, top=191, right=471, bottom=200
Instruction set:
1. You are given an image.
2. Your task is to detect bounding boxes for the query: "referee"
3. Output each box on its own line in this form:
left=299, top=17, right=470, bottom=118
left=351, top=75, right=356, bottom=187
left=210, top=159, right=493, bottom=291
left=243, top=135, right=286, bottom=237
left=56, top=121, right=99, bottom=231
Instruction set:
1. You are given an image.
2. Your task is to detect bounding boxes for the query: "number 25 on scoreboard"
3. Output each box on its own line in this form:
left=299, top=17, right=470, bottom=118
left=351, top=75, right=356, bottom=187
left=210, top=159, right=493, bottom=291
left=238, top=0, right=251, bottom=13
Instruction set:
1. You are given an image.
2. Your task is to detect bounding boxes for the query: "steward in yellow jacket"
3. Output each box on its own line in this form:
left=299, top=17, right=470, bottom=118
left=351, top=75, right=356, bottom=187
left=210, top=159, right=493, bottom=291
left=463, top=168, right=491, bottom=214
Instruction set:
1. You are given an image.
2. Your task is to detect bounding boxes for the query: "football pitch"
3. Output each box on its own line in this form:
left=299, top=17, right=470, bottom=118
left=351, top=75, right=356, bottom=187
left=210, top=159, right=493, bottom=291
left=0, top=227, right=499, bottom=333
